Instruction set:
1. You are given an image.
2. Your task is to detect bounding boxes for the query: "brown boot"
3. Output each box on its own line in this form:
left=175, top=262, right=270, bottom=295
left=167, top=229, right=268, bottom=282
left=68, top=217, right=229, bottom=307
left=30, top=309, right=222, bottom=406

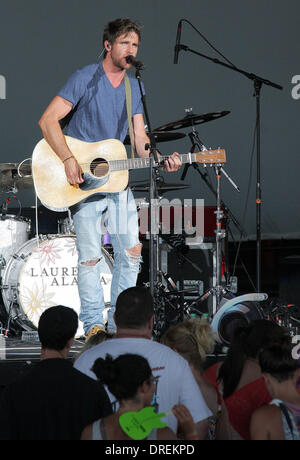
left=85, top=325, right=106, bottom=343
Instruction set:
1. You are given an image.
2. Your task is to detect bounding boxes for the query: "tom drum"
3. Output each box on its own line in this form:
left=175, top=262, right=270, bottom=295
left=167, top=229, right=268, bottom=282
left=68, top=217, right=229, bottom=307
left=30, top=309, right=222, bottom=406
left=0, top=214, right=31, bottom=268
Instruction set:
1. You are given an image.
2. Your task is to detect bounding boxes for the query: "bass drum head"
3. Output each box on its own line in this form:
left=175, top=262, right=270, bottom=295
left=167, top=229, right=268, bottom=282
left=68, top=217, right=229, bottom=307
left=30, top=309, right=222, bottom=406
left=1, top=235, right=113, bottom=338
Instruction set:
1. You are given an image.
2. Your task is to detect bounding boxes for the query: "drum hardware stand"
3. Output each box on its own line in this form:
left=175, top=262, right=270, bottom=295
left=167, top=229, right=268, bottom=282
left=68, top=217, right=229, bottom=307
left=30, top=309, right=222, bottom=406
left=182, top=137, right=240, bottom=316
left=182, top=126, right=245, bottom=237
left=135, top=62, right=166, bottom=311
left=159, top=233, right=204, bottom=311
left=1, top=199, right=8, bottom=218
left=0, top=193, right=22, bottom=219
left=180, top=126, right=245, bottom=315
left=135, top=61, right=176, bottom=336
left=1, top=276, right=29, bottom=336
left=188, top=164, right=241, bottom=316
left=1, top=298, right=14, bottom=338
left=142, top=225, right=187, bottom=339
left=151, top=280, right=183, bottom=341
left=0, top=257, right=9, bottom=337
left=0, top=255, right=5, bottom=270
left=1, top=285, right=35, bottom=336
left=177, top=31, right=283, bottom=291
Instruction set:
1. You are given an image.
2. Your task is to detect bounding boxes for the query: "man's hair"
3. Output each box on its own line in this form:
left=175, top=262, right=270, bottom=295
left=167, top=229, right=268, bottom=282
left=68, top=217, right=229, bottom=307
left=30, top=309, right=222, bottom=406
left=102, top=18, right=142, bottom=57
left=114, top=287, right=154, bottom=329
left=38, top=306, right=78, bottom=351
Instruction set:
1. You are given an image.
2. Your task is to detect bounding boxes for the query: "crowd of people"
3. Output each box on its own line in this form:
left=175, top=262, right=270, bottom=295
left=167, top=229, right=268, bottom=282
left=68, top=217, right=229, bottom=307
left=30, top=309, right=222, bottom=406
left=0, top=286, right=299, bottom=441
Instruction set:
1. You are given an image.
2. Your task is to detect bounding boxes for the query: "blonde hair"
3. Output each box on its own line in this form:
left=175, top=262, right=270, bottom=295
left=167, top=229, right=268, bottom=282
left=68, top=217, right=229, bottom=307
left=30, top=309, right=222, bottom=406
left=161, top=318, right=215, bottom=372
left=73, top=331, right=113, bottom=362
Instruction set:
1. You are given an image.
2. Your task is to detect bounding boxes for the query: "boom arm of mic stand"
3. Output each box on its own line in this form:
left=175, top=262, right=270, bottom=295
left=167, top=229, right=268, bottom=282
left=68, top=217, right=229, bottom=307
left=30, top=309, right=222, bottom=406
left=178, top=45, right=283, bottom=90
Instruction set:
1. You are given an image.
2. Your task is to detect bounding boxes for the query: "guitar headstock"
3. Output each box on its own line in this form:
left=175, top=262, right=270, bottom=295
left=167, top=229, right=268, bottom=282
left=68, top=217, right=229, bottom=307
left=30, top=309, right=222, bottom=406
left=195, top=148, right=226, bottom=165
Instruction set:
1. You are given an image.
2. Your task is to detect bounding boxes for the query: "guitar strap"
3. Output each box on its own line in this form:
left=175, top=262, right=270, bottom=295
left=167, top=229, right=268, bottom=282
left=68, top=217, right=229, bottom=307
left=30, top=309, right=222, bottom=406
left=124, top=73, right=135, bottom=159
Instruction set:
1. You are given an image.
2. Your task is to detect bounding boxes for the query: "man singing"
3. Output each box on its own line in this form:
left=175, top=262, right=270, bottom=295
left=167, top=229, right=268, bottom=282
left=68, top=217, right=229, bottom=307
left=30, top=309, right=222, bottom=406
left=39, top=18, right=182, bottom=341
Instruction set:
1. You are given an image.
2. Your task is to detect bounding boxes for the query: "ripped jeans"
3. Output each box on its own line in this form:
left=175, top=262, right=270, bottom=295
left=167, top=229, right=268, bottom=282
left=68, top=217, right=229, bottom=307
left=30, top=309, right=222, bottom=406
left=71, top=189, right=142, bottom=335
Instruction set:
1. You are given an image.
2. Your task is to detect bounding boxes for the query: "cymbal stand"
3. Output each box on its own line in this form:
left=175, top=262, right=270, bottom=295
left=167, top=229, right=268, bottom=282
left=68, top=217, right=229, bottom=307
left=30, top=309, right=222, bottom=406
left=186, top=165, right=225, bottom=316
left=214, top=165, right=226, bottom=309
left=183, top=128, right=244, bottom=235
left=183, top=130, right=241, bottom=315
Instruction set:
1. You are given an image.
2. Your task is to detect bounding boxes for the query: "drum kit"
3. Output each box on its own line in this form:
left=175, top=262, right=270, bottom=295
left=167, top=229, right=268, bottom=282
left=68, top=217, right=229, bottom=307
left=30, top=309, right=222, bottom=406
left=0, top=109, right=267, bottom=341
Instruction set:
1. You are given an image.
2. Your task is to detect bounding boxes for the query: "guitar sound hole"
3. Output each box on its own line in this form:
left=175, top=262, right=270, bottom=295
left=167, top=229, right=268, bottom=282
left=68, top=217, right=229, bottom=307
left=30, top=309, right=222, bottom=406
left=90, top=158, right=109, bottom=177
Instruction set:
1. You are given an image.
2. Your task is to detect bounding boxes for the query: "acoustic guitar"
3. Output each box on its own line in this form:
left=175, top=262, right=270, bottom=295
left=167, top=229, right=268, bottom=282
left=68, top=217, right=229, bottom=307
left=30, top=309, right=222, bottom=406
left=32, top=136, right=226, bottom=212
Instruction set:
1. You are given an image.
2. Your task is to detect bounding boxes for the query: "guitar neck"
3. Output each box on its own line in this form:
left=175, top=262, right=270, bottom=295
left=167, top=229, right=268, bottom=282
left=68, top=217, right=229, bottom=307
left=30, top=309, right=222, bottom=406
left=109, top=153, right=197, bottom=172
left=109, top=148, right=226, bottom=172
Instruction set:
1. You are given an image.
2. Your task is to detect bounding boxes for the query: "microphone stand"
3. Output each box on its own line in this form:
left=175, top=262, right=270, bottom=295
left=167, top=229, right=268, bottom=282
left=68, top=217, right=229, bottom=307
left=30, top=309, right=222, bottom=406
left=177, top=43, right=283, bottom=292
left=135, top=66, right=161, bottom=299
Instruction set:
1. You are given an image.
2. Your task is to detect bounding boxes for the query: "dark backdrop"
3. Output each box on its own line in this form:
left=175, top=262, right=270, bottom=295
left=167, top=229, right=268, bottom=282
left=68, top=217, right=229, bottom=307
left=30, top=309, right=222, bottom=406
left=0, top=0, right=299, bottom=239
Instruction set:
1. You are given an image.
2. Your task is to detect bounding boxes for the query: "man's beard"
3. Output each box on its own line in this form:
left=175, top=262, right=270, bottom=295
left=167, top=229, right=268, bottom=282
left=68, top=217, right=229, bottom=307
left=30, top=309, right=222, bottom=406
left=111, top=55, right=126, bottom=71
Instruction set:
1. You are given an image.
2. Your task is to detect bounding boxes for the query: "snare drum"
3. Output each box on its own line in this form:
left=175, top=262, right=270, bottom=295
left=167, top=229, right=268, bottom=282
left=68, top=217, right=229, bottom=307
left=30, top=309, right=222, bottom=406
left=1, top=235, right=113, bottom=338
left=0, top=215, right=31, bottom=266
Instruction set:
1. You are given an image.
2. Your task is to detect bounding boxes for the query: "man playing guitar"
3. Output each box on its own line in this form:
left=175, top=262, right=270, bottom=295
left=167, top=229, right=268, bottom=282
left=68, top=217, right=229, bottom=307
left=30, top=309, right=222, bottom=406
left=38, top=18, right=182, bottom=340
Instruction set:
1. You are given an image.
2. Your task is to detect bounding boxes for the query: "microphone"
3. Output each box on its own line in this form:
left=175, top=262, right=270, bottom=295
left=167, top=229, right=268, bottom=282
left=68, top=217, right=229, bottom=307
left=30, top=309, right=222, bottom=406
left=125, top=55, right=144, bottom=70
left=174, top=20, right=183, bottom=64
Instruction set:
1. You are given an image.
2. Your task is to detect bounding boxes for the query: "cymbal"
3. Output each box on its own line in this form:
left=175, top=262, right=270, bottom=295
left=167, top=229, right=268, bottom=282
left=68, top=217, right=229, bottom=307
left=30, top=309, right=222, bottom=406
left=131, top=180, right=190, bottom=193
left=124, top=131, right=186, bottom=145
left=0, top=163, right=33, bottom=191
left=155, top=111, right=231, bottom=132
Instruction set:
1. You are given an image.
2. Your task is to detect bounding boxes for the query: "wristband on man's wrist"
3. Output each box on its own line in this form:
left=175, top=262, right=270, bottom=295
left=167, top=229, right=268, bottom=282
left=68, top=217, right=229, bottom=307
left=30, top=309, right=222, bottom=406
left=63, top=156, right=74, bottom=164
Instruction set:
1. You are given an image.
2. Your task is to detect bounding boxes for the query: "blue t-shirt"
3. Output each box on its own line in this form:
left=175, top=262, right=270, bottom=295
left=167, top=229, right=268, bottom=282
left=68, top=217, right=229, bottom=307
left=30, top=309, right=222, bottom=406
left=57, top=62, right=144, bottom=143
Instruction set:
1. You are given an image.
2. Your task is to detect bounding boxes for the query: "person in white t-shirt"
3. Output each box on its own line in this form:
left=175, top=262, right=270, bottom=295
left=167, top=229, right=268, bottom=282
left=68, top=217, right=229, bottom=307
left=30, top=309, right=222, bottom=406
left=74, top=287, right=212, bottom=439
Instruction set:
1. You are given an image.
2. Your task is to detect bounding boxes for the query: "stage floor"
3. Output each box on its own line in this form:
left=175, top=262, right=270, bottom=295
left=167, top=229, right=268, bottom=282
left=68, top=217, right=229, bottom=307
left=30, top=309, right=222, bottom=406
left=0, top=337, right=85, bottom=396
left=0, top=337, right=84, bottom=362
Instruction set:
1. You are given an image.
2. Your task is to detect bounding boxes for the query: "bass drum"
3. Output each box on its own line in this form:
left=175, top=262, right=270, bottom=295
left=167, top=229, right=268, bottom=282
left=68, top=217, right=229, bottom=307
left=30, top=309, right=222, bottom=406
left=1, top=235, right=113, bottom=338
